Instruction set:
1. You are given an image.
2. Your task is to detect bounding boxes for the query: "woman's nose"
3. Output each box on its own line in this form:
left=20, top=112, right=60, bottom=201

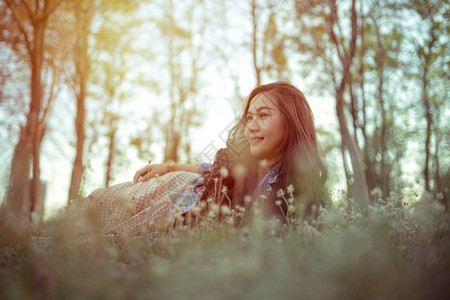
left=246, top=119, right=261, bottom=132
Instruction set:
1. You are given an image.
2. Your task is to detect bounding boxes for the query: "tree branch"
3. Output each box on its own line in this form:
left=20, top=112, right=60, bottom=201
left=19, top=0, right=35, bottom=24
left=4, top=0, right=32, bottom=56
left=327, top=0, right=344, bottom=65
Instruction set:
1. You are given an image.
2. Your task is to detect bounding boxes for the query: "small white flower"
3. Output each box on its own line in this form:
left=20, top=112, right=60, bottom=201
left=211, top=204, right=219, bottom=213
left=244, top=195, right=252, bottom=204
left=259, top=159, right=268, bottom=168
left=220, top=167, right=229, bottom=178
left=221, top=186, right=228, bottom=194
left=277, top=189, right=285, bottom=198
left=214, top=178, right=219, bottom=184
left=232, top=164, right=247, bottom=178
left=275, top=200, right=282, bottom=206
left=221, top=205, right=231, bottom=215
left=288, top=205, right=296, bottom=213
left=287, top=184, right=294, bottom=194
left=191, top=206, right=201, bottom=214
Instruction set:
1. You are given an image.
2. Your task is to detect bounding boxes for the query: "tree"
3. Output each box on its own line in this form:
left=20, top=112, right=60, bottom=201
left=250, top=0, right=289, bottom=86
left=294, top=0, right=370, bottom=209
left=406, top=0, right=449, bottom=192
left=1, top=0, right=65, bottom=231
left=351, top=0, right=408, bottom=203
left=140, top=0, right=208, bottom=164
left=65, top=0, right=92, bottom=201
left=65, top=0, right=141, bottom=199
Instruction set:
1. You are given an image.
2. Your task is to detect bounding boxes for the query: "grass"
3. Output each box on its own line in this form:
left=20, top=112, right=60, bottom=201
left=0, top=194, right=449, bottom=300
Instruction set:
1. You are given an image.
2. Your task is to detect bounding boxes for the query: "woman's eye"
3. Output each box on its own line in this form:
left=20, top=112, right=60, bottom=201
left=246, top=115, right=253, bottom=121
left=260, top=112, right=268, bottom=119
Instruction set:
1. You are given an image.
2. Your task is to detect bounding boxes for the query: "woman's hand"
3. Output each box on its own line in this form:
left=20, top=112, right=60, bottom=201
left=133, top=163, right=171, bottom=183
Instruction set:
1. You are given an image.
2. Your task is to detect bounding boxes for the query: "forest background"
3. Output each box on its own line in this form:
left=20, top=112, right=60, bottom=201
left=0, top=0, right=448, bottom=226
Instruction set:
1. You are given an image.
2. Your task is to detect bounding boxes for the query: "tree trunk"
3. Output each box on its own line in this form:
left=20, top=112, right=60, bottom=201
left=332, top=0, right=370, bottom=209
left=251, top=0, right=261, bottom=86
left=422, top=70, right=432, bottom=192
left=336, top=90, right=370, bottom=209
left=7, top=12, right=47, bottom=228
left=68, top=30, right=89, bottom=202
left=105, top=126, right=117, bottom=188
left=7, top=126, right=33, bottom=232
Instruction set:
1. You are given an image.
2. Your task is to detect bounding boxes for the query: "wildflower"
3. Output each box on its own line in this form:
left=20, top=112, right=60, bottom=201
left=288, top=205, right=296, bottom=213
left=221, top=205, right=231, bottom=215
left=244, top=195, right=252, bottom=204
left=214, top=178, right=219, bottom=184
left=207, top=210, right=216, bottom=218
left=275, top=200, right=282, bottom=206
left=259, top=159, right=268, bottom=168
left=260, top=195, right=267, bottom=200
left=288, top=197, right=294, bottom=204
left=226, top=217, right=234, bottom=225
left=287, top=184, right=294, bottom=194
left=277, top=189, right=285, bottom=198
left=211, top=204, right=219, bottom=213
left=232, top=164, right=247, bottom=178
left=220, top=167, right=229, bottom=178
left=221, top=186, right=228, bottom=194
left=191, top=206, right=201, bottom=214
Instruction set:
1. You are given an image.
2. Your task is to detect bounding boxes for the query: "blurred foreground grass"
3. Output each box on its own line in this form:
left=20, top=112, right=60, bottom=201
left=0, top=196, right=449, bottom=300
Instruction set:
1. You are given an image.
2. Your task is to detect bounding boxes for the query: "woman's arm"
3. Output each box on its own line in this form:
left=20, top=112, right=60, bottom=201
left=133, top=162, right=201, bottom=183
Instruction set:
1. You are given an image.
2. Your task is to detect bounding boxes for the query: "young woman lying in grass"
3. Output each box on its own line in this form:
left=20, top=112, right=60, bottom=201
left=46, top=82, right=327, bottom=236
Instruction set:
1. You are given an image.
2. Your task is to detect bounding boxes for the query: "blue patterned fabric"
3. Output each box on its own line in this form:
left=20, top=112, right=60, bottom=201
left=252, top=161, right=282, bottom=201
left=172, top=161, right=282, bottom=216
left=171, top=162, right=212, bottom=215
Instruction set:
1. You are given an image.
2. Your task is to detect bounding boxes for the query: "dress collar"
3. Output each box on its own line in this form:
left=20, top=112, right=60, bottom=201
left=252, top=160, right=283, bottom=200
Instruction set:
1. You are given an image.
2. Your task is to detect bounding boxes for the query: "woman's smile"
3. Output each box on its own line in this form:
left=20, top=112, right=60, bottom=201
left=248, top=136, right=264, bottom=144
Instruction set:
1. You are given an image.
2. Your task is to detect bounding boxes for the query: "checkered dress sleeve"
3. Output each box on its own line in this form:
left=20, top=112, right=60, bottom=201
left=78, top=171, right=202, bottom=235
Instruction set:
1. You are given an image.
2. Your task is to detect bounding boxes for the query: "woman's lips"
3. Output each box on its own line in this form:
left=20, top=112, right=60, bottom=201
left=249, top=137, right=264, bottom=144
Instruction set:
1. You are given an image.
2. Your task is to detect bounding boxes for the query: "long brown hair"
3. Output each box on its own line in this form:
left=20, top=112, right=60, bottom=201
left=201, top=82, right=327, bottom=222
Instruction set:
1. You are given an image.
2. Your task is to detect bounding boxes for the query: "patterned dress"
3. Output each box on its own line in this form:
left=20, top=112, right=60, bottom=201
left=73, top=161, right=282, bottom=236
left=73, top=163, right=212, bottom=235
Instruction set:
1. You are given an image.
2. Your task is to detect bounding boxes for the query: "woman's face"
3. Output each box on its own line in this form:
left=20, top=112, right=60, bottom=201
left=244, top=92, right=287, bottom=165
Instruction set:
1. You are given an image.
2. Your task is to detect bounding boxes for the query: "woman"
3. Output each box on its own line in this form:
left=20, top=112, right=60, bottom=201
left=61, top=82, right=327, bottom=236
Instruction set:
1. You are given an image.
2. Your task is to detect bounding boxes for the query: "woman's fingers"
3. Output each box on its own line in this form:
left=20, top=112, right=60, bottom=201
left=133, top=165, right=149, bottom=183
left=133, top=163, right=171, bottom=183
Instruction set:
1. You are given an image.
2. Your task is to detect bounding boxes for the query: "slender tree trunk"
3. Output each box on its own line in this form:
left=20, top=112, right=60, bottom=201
left=332, top=0, right=370, bottom=209
left=420, top=20, right=438, bottom=192
left=423, top=99, right=432, bottom=192
left=7, top=12, right=47, bottom=228
left=105, top=130, right=115, bottom=188
left=251, top=0, right=261, bottom=86
left=357, top=8, right=375, bottom=201
left=68, top=30, right=89, bottom=202
left=422, top=67, right=432, bottom=192
left=7, top=126, right=32, bottom=230
left=336, top=89, right=370, bottom=209
left=375, top=33, right=389, bottom=200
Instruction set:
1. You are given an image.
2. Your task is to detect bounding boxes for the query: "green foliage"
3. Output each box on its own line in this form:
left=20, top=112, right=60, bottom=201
left=1, top=193, right=448, bottom=299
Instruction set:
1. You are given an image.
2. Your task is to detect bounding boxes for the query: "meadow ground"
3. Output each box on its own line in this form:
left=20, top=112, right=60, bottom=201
left=0, top=195, right=448, bottom=300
